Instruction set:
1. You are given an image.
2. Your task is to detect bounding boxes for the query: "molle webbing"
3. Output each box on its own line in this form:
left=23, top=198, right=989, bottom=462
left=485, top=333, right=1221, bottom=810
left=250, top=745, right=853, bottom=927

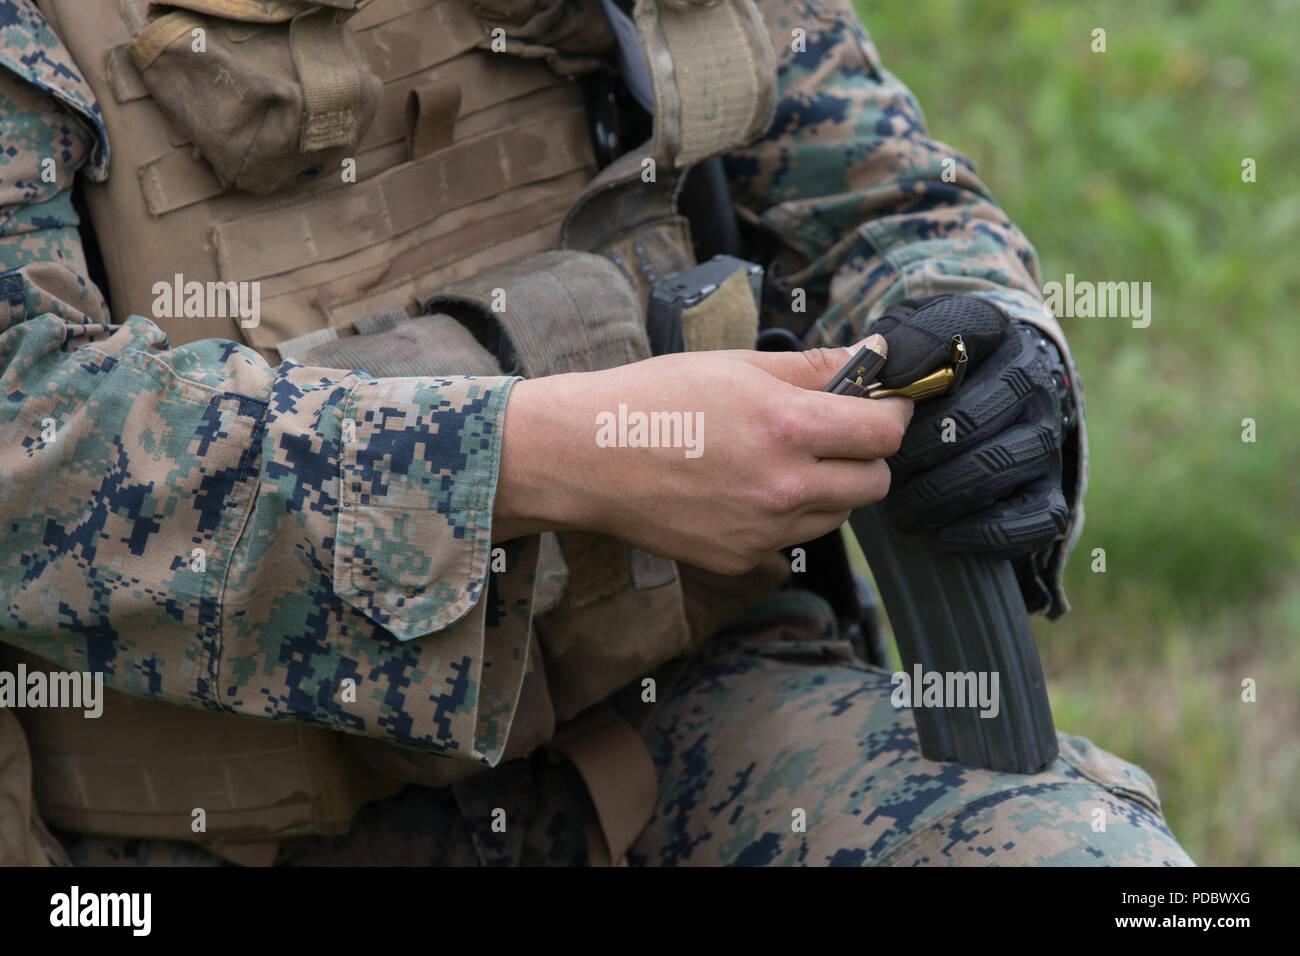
left=212, top=110, right=592, bottom=281
left=43, top=0, right=595, bottom=358
left=135, top=57, right=569, bottom=216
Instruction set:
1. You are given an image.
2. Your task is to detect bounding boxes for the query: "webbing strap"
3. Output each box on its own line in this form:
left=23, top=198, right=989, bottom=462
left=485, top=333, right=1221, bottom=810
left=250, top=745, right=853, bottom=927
left=351, top=0, right=431, bottom=31
left=290, top=4, right=366, bottom=152
left=550, top=705, right=658, bottom=866
left=563, top=0, right=775, bottom=254
left=375, top=54, right=560, bottom=140
left=213, top=108, right=592, bottom=281
left=126, top=10, right=203, bottom=71
left=137, top=147, right=225, bottom=217
left=149, top=0, right=461, bottom=36
left=407, top=78, right=461, bottom=160
left=261, top=177, right=580, bottom=323
left=634, top=0, right=775, bottom=169
left=105, top=46, right=149, bottom=103
left=355, top=1, right=485, bottom=84
left=137, top=1, right=364, bottom=21
left=145, top=0, right=317, bottom=23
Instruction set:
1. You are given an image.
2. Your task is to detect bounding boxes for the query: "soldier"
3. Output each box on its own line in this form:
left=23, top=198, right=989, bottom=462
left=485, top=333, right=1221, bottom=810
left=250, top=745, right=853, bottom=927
left=0, top=0, right=1191, bottom=866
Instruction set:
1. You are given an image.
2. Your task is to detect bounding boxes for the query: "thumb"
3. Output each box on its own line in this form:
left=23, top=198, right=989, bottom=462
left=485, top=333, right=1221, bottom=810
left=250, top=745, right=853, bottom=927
left=734, top=334, right=888, bottom=391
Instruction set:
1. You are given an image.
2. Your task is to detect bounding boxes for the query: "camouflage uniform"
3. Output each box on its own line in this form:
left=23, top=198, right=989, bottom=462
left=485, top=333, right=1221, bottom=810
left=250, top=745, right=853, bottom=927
left=0, top=0, right=1192, bottom=865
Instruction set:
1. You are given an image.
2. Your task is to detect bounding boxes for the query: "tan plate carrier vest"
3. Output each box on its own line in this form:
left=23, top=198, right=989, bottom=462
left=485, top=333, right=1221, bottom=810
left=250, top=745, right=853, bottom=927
left=15, top=0, right=784, bottom=865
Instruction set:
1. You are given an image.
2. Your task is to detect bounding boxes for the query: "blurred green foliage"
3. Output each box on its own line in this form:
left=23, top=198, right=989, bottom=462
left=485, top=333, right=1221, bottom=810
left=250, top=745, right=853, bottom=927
left=850, top=0, right=1300, bottom=864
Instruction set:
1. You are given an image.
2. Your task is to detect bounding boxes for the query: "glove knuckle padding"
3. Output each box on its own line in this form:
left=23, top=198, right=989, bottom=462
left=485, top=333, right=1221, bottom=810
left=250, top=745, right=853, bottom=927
left=872, top=294, right=1010, bottom=389
left=890, top=422, right=1054, bottom=524
left=879, top=305, right=1070, bottom=557
left=936, top=483, right=1069, bottom=557
left=891, top=324, right=1051, bottom=477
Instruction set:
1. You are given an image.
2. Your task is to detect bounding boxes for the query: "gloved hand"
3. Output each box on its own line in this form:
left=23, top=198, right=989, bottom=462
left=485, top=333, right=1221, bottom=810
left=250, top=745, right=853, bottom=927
left=870, top=293, right=1073, bottom=559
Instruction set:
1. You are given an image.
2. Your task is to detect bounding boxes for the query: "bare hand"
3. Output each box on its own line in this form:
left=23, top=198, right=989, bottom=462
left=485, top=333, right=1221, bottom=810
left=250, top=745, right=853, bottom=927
left=494, top=335, right=912, bottom=574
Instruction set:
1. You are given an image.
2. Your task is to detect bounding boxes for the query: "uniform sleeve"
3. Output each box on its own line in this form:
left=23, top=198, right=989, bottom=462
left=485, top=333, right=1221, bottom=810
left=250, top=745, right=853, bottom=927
left=729, top=0, right=1088, bottom=613
left=0, top=7, right=537, bottom=768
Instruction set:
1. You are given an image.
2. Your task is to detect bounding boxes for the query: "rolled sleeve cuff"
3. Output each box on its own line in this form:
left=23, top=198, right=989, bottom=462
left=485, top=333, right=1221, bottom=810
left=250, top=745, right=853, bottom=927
left=333, top=374, right=518, bottom=640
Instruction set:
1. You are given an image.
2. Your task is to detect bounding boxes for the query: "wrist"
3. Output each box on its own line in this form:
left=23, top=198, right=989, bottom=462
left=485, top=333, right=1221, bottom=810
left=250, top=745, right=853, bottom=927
left=492, top=373, right=599, bottom=542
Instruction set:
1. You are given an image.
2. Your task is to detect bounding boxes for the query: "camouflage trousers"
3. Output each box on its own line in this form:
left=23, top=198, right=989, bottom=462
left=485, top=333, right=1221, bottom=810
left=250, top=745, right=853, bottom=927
left=55, top=592, right=1194, bottom=866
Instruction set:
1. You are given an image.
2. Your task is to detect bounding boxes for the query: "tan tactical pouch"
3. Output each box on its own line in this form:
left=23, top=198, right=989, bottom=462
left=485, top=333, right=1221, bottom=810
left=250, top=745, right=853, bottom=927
left=125, top=1, right=382, bottom=194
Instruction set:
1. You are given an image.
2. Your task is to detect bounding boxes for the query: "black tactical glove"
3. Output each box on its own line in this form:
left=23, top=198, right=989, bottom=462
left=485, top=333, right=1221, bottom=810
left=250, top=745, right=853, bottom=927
left=871, top=293, right=1074, bottom=559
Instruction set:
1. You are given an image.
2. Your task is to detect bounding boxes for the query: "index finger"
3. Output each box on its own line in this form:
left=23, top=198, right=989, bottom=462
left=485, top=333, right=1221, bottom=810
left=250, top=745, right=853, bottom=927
left=785, top=388, right=914, bottom=461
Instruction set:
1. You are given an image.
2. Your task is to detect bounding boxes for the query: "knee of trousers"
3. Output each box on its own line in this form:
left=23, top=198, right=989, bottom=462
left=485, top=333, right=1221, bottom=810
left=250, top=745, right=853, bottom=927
left=628, top=637, right=1195, bottom=867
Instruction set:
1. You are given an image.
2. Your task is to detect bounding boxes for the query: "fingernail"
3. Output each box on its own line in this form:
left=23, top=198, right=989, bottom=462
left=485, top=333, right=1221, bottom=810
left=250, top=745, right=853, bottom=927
left=864, top=333, right=887, bottom=356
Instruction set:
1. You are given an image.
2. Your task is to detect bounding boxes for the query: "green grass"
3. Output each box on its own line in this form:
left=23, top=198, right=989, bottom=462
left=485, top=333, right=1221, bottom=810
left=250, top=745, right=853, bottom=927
left=850, top=0, right=1300, bottom=865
